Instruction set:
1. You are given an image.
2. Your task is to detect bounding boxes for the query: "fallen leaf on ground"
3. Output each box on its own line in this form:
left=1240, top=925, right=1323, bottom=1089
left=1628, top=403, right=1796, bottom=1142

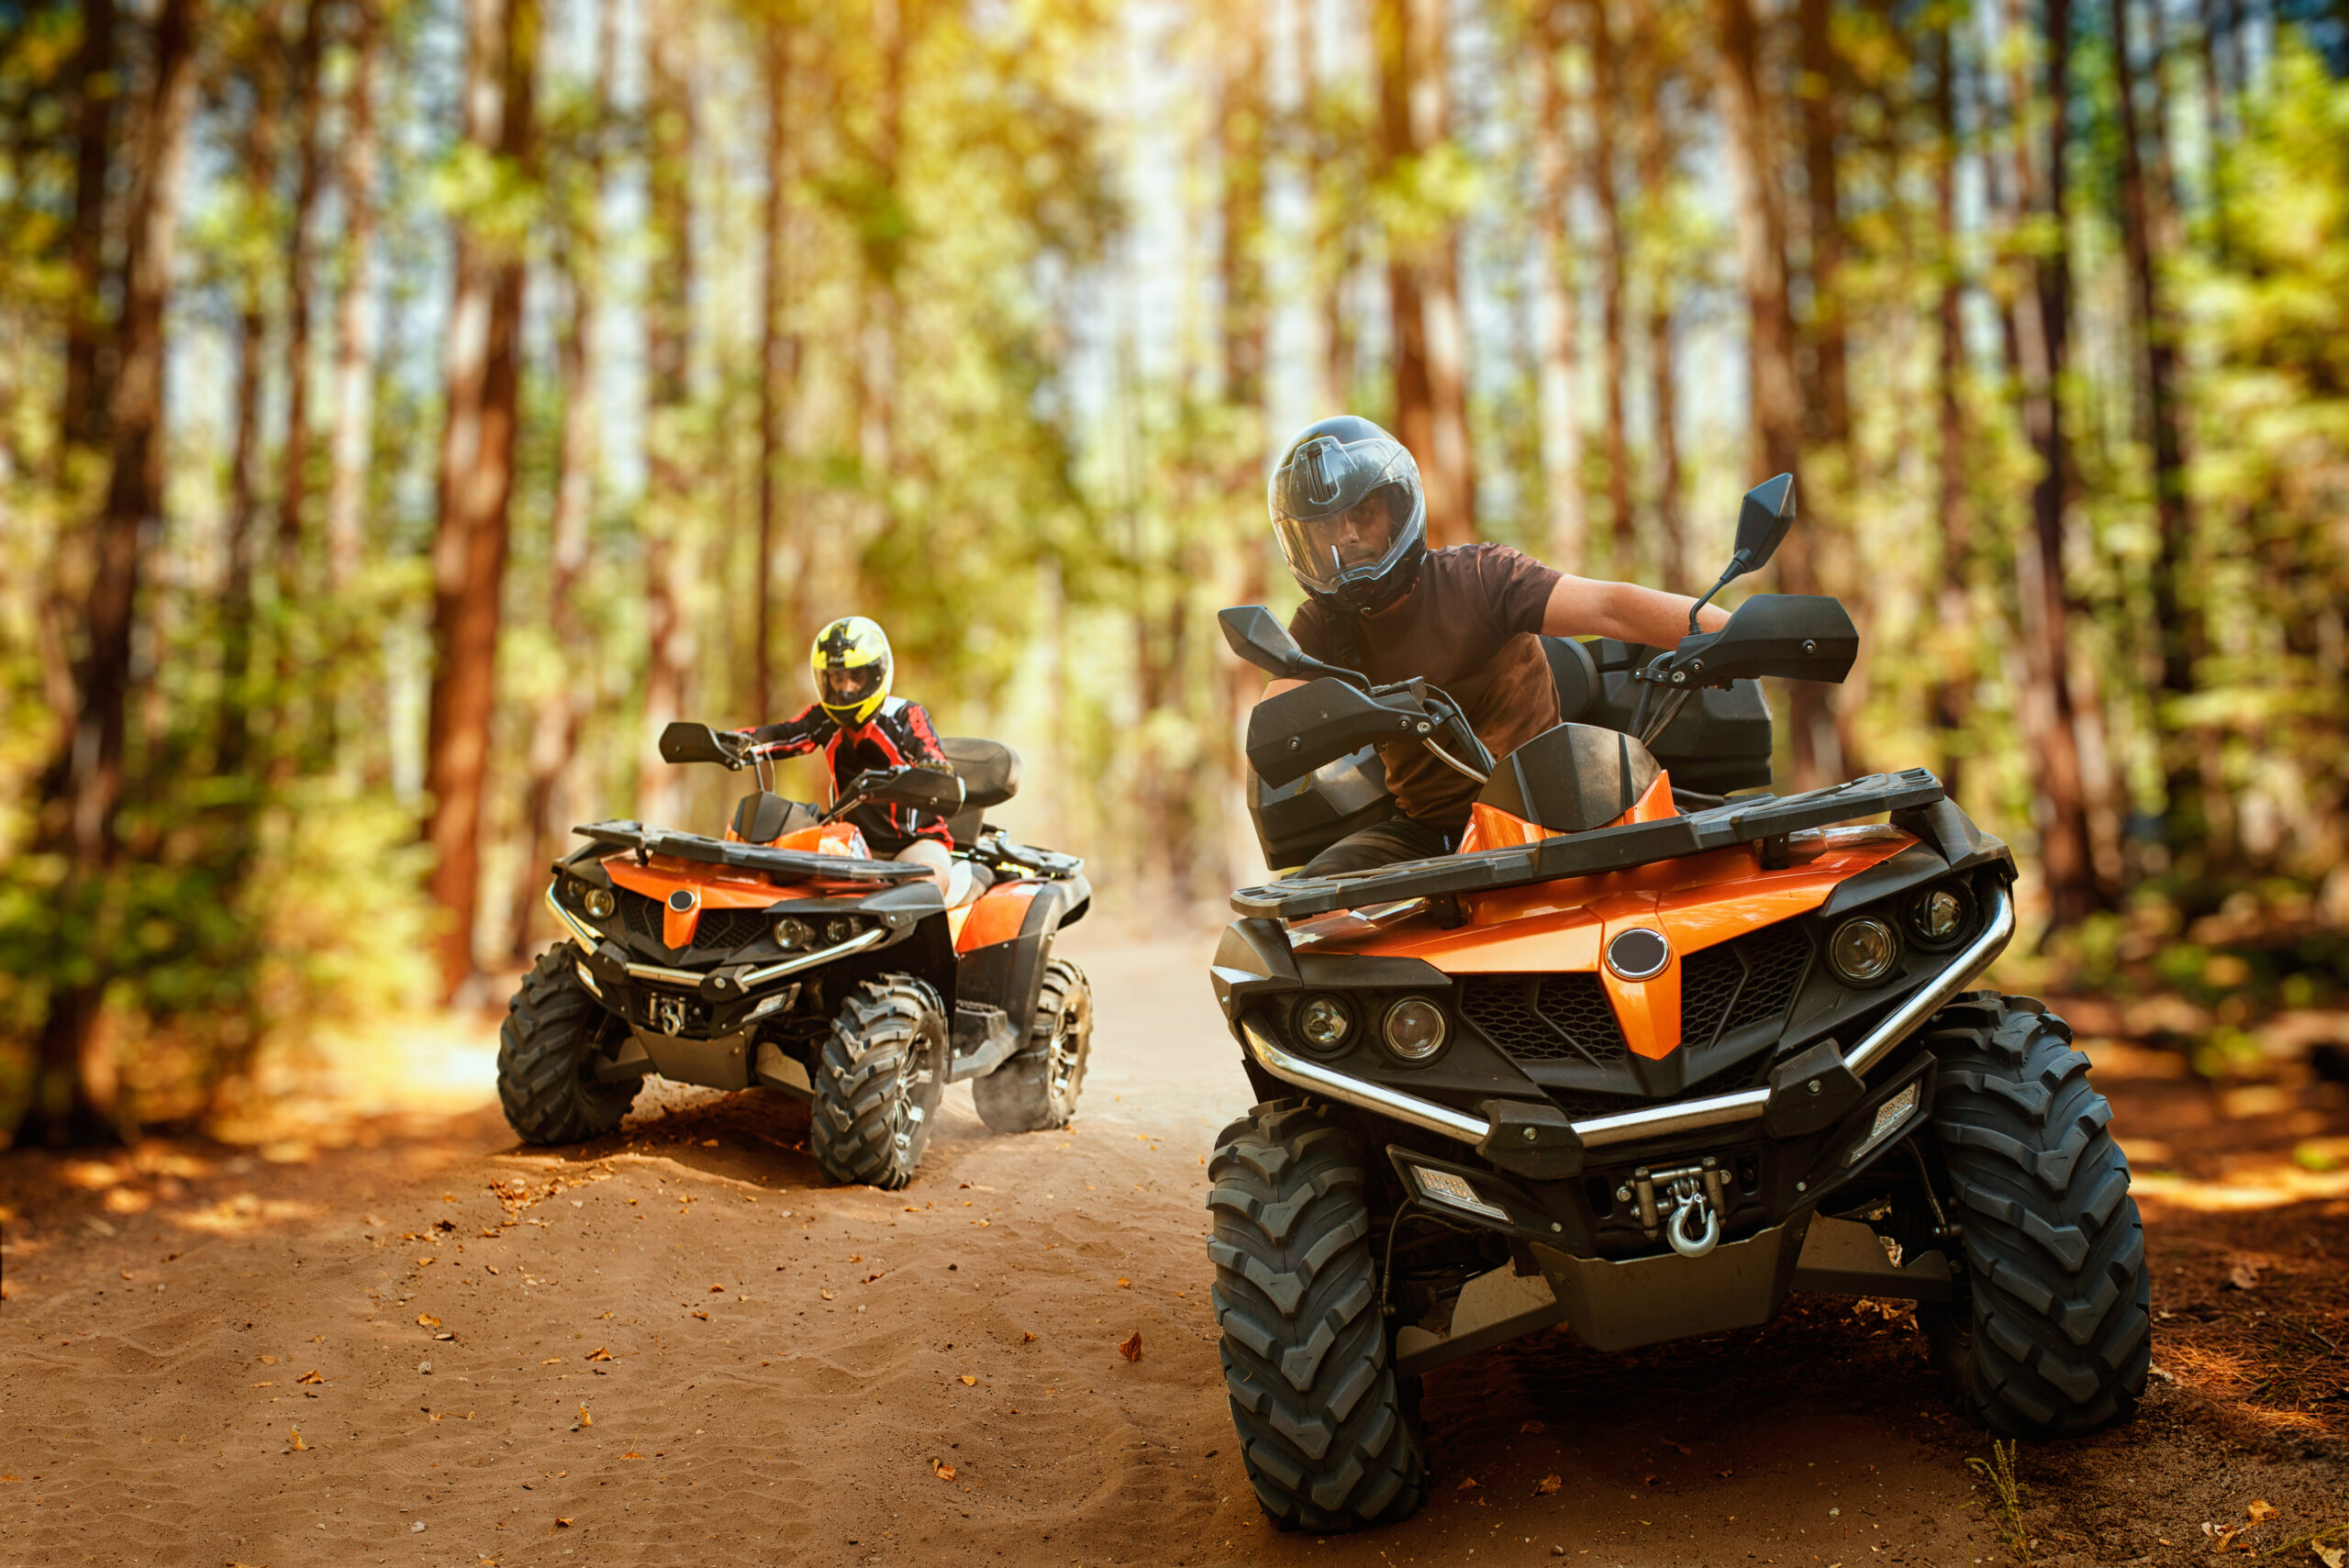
left=708, top=1284, right=726, bottom=1293
left=296, top=1371, right=323, bottom=1385
left=1022, top=1332, right=1036, bottom=1343
left=556, top=1517, right=573, bottom=1527
left=819, top=1289, right=835, bottom=1301
left=959, top=1375, right=976, bottom=1386
left=622, top=1451, right=643, bottom=1460
left=484, top=1265, right=498, bottom=1275
left=1520, top=1420, right=1544, bottom=1435
left=540, top=1357, right=562, bottom=1366
left=934, top=1460, right=956, bottom=1482
left=2248, top=1500, right=2278, bottom=1523
left=1457, top=1477, right=1480, bottom=1491
left=584, top=1347, right=610, bottom=1362
left=1537, top=1474, right=1562, bottom=1494
left=1115, top=1277, right=1131, bottom=1288
left=692, top=1309, right=709, bottom=1321
left=1118, top=1331, right=1142, bottom=1362
left=288, top=1429, right=307, bottom=1451
left=1659, top=1438, right=1692, bottom=1454
left=577, top=1406, right=593, bottom=1428
left=417, top=1314, right=440, bottom=1329
left=2228, top=1262, right=2263, bottom=1290
left=2313, top=1542, right=2344, bottom=1568
left=259, top=1355, right=277, bottom=1365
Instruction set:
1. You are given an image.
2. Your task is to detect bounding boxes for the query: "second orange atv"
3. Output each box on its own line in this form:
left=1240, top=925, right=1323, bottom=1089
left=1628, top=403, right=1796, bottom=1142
left=500, top=725, right=1092, bottom=1188
left=1205, top=477, right=2150, bottom=1531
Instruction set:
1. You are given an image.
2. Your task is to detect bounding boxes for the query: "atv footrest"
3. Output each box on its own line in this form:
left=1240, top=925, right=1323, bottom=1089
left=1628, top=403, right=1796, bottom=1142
left=1231, top=769, right=1947, bottom=921
left=947, top=1003, right=1021, bottom=1084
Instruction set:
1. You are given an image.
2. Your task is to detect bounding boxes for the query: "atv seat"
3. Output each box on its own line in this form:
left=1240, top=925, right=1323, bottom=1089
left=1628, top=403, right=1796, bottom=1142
left=939, top=738, right=1020, bottom=848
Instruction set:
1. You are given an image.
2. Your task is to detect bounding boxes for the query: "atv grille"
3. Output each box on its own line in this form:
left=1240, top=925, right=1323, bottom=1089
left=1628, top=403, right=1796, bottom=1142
left=1460, top=973, right=1628, bottom=1065
left=1679, top=922, right=1815, bottom=1048
left=612, top=889, right=769, bottom=954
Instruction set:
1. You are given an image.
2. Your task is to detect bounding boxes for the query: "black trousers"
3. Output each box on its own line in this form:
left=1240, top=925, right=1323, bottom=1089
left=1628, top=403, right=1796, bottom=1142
left=1296, top=817, right=1453, bottom=879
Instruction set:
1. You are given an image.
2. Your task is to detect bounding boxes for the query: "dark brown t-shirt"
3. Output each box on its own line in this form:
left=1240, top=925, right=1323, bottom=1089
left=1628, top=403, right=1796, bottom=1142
left=1289, top=543, right=1563, bottom=833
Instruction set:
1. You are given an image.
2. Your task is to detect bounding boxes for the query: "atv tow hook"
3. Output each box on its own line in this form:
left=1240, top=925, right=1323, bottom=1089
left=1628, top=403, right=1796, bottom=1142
left=1632, top=1157, right=1728, bottom=1258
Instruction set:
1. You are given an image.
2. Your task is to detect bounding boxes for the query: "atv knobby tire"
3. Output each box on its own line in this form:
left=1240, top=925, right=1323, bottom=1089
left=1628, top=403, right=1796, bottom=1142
left=498, top=946, right=636, bottom=1145
left=972, top=958, right=1092, bottom=1134
left=811, top=975, right=948, bottom=1189
left=1919, top=993, right=2152, bottom=1438
left=1208, top=1102, right=1426, bottom=1533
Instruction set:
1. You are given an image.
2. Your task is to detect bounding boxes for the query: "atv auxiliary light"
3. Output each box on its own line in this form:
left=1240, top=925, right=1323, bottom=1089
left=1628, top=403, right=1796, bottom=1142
left=1843, top=1080, right=1921, bottom=1166
left=1295, top=995, right=1353, bottom=1050
left=773, top=917, right=813, bottom=951
left=570, top=878, right=617, bottom=919
left=1910, top=886, right=1968, bottom=944
left=1828, top=916, right=1898, bottom=984
left=1382, top=997, right=1448, bottom=1062
left=1411, top=1166, right=1510, bottom=1222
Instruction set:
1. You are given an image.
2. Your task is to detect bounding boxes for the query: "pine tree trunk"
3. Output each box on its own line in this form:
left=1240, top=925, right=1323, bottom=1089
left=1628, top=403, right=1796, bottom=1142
left=1589, top=0, right=1631, bottom=573
left=2109, top=0, right=2202, bottom=876
left=59, top=0, right=118, bottom=462
left=637, top=2, right=696, bottom=831
left=1632, top=32, right=1684, bottom=584
left=1715, top=0, right=1825, bottom=788
left=220, top=47, right=284, bottom=780
left=1533, top=0, right=1586, bottom=573
left=273, top=0, right=330, bottom=762
left=326, top=0, right=383, bottom=591
left=28, top=0, right=205, bottom=1147
left=753, top=20, right=794, bottom=727
left=1930, top=9, right=1973, bottom=802
left=1220, top=7, right=1269, bottom=889
left=2007, top=0, right=2101, bottom=924
left=1796, top=0, right=1849, bottom=450
left=423, top=0, right=537, bottom=1002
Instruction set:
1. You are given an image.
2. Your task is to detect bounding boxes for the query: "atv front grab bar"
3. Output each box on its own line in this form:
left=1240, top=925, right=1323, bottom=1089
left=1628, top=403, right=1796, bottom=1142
left=1240, top=883, right=2014, bottom=1153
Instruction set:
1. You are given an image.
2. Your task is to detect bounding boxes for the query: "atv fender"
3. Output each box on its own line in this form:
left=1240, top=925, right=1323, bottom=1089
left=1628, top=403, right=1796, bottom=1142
left=954, top=874, right=1092, bottom=1031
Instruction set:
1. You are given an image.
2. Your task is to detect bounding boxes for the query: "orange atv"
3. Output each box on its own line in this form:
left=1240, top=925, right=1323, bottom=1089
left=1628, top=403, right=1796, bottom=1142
left=500, top=724, right=1093, bottom=1188
left=1205, top=477, right=2149, bottom=1532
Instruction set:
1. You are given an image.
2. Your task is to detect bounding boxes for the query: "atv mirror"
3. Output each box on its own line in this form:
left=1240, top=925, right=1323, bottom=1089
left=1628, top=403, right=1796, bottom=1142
left=864, top=766, right=967, bottom=817
left=660, top=721, right=742, bottom=769
left=1728, top=473, right=1797, bottom=579
left=1219, top=606, right=1315, bottom=678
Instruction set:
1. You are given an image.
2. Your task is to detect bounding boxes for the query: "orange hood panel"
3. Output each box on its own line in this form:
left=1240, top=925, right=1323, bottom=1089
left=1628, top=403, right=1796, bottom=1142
left=602, top=840, right=868, bottom=950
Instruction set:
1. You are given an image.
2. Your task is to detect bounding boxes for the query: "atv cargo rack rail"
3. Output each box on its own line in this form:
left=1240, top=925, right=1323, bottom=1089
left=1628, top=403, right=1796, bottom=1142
left=573, top=819, right=933, bottom=884
left=1230, top=768, right=1948, bottom=921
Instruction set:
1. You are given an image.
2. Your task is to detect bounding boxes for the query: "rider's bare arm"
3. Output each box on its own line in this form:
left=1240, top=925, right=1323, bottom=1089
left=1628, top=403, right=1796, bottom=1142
left=1542, top=574, right=1729, bottom=646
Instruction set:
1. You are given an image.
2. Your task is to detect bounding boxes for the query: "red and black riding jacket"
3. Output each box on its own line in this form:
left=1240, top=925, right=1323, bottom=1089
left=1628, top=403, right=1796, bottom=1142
left=739, top=697, right=954, bottom=855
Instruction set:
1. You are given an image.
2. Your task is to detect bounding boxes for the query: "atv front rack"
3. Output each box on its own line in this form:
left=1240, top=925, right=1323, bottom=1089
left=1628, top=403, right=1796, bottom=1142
left=1230, top=769, right=1947, bottom=921
left=573, top=820, right=933, bottom=884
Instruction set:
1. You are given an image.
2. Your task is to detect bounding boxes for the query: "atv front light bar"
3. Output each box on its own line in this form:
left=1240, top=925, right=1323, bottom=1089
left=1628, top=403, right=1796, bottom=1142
left=1239, top=882, right=2014, bottom=1156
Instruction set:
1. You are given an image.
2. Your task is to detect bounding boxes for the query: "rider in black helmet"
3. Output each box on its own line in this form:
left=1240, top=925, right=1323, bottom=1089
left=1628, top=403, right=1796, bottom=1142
left=1262, top=415, right=1732, bottom=878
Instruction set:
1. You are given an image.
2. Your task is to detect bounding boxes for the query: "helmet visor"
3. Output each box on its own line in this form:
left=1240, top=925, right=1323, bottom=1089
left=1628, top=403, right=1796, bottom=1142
left=818, top=662, right=885, bottom=712
left=1269, top=435, right=1421, bottom=594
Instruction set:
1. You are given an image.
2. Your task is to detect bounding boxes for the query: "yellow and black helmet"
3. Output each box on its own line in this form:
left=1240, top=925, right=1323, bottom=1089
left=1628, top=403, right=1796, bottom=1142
left=811, top=616, right=892, bottom=725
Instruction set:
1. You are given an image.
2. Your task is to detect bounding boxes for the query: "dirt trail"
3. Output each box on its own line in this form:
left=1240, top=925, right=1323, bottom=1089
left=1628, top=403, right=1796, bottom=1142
left=2, top=929, right=2343, bottom=1567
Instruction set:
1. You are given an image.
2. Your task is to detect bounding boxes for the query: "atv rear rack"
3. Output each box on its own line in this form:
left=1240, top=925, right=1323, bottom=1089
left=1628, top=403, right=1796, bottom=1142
left=573, top=819, right=933, bottom=883
left=1230, top=768, right=1947, bottom=921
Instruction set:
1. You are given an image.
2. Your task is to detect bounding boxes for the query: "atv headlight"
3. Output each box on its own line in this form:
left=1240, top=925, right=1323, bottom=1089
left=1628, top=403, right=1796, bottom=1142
left=1294, top=995, right=1353, bottom=1051
left=570, top=878, right=617, bottom=920
left=1828, top=916, right=1899, bottom=985
left=824, top=917, right=856, bottom=945
left=1381, top=997, right=1448, bottom=1062
left=1909, top=885, right=1970, bottom=945
left=773, top=917, right=813, bottom=951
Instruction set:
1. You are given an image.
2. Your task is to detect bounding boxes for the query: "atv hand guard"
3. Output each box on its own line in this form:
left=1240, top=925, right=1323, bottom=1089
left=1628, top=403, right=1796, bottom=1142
left=573, top=820, right=933, bottom=883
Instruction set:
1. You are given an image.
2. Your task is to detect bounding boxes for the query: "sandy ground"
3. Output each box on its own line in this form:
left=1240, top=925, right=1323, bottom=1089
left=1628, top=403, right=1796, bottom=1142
left=2, top=929, right=2345, bottom=1568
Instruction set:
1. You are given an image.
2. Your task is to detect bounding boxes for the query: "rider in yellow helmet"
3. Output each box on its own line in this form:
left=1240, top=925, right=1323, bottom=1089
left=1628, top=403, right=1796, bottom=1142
left=736, top=617, right=956, bottom=891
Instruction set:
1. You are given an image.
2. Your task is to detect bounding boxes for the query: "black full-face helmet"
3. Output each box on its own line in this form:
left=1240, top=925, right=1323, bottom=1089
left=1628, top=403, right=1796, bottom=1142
left=1267, top=415, right=1428, bottom=616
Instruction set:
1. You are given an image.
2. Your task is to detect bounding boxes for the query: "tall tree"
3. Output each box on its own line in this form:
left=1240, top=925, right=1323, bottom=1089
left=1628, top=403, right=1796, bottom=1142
left=273, top=0, right=330, bottom=713
left=636, top=0, right=696, bottom=831
left=509, top=0, right=615, bottom=962
left=1589, top=0, right=1632, bottom=571
left=326, top=0, right=384, bottom=589
left=2002, top=0, right=2101, bottom=923
left=1795, top=0, right=1850, bottom=452
left=1631, top=3, right=1686, bottom=583
left=1929, top=0, right=1975, bottom=801
left=28, top=0, right=206, bottom=1144
left=753, top=15, right=796, bottom=725
left=1533, top=0, right=1588, bottom=572
left=1373, top=0, right=1475, bottom=544
left=58, top=0, right=118, bottom=462
left=422, top=0, right=538, bottom=1000
left=2109, top=0, right=2203, bottom=869
left=1714, top=0, right=1830, bottom=788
